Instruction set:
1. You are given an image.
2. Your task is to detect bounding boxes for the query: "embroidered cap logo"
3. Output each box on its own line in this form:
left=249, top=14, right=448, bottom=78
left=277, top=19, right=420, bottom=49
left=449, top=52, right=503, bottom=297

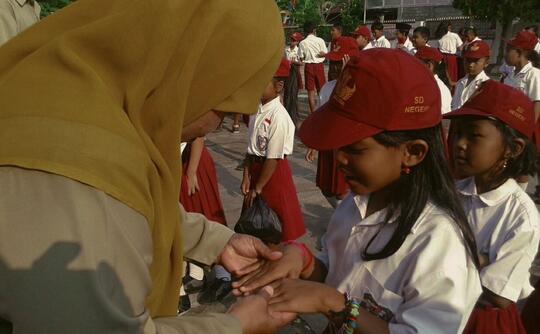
left=333, top=68, right=356, bottom=106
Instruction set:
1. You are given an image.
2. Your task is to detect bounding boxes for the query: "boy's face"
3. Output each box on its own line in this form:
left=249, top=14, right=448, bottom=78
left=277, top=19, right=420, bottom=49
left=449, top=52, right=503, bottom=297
left=336, top=137, right=402, bottom=195
left=372, top=29, right=383, bottom=39
left=261, top=79, right=284, bottom=102
left=412, top=32, right=427, bottom=48
left=396, top=31, right=405, bottom=39
left=330, top=27, right=342, bottom=40
left=505, top=46, right=520, bottom=66
left=466, top=32, right=476, bottom=42
left=290, top=40, right=298, bottom=47
left=464, top=57, right=488, bottom=76
left=355, top=35, right=368, bottom=49
left=450, top=117, right=507, bottom=180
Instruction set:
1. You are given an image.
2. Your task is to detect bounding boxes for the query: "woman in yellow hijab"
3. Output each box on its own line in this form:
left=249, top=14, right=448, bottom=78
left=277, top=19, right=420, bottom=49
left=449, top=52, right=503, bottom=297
left=0, top=0, right=290, bottom=333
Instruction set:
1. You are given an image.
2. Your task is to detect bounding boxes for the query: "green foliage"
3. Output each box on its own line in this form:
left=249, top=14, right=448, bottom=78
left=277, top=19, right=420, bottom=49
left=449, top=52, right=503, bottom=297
left=39, top=0, right=74, bottom=18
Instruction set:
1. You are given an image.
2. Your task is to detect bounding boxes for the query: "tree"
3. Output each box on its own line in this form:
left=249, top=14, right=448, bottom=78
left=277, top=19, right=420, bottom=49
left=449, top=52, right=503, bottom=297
left=40, top=0, right=74, bottom=17
left=453, top=0, right=540, bottom=65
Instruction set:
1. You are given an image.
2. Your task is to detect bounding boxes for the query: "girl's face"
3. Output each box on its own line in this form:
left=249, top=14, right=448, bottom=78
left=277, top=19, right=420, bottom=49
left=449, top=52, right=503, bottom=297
left=464, top=57, right=488, bottom=76
left=505, top=46, right=521, bottom=66
left=450, top=118, right=507, bottom=179
left=336, top=137, right=403, bottom=195
left=412, top=32, right=427, bottom=48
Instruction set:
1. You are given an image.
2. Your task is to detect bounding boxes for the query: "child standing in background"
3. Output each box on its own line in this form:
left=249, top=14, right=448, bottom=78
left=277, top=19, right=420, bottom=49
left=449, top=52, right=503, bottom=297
left=445, top=80, right=540, bottom=334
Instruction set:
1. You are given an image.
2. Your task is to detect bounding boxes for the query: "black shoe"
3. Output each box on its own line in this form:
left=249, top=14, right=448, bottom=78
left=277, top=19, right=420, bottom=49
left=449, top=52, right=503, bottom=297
left=182, top=276, right=205, bottom=295
left=197, top=278, right=233, bottom=305
left=178, top=295, right=191, bottom=314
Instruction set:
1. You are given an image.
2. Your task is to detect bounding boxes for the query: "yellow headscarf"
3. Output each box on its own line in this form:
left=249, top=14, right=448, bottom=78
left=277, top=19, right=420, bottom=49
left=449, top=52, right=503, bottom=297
left=0, top=0, right=283, bottom=316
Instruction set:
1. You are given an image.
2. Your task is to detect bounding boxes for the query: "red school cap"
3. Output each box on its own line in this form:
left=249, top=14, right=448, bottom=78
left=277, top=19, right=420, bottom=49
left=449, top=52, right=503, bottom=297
left=274, top=58, right=291, bottom=78
left=290, top=32, right=304, bottom=42
left=327, top=36, right=360, bottom=61
left=507, top=31, right=538, bottom=51
left=415, top=46, right=443, bottom=63
left=444, top=80, right=535, bottom=139
left=351, top=25, right=372, bottom=41
left=299, top=49, right=441, bottom=151
left=463, top=40, right=491, bottom=59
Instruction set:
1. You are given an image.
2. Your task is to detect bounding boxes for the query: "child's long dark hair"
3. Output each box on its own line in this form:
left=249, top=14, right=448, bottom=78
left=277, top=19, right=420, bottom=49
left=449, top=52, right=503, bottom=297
left=362, top=125, right=480, bottom=268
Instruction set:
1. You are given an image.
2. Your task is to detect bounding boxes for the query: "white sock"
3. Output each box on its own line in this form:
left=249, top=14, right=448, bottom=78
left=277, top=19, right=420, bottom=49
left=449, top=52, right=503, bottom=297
left=180, top=284, right=186, bottom=296
left=214, top=265, right=231, bottom=281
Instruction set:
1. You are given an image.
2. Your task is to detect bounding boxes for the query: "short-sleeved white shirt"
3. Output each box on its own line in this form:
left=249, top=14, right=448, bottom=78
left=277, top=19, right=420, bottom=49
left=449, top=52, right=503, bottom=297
left=457, top=177, right=540, bottom=302
left=435, top=74, right=452, bottom=114
left=397, top=37, right=414, bottom=54
left=438, top=31, right=463, bottom=54
left=318, top=194, right=481, bottom=334
left=451, top=70, right=490, bottom=110
left=246, top=97, right=295, bottom=159
left=535, top=40, right=540, bottom=54
left=285, top=45, right=300, bottom=63
left=371, top=35, right=391, bottom=49
left=503, top=62, right=540, bottom=102
left=298, top=34, right=327, bottom=64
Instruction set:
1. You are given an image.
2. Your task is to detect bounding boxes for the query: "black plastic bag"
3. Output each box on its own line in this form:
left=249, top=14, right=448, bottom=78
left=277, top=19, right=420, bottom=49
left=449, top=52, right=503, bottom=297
left=235, top=196, right=282, bottom=244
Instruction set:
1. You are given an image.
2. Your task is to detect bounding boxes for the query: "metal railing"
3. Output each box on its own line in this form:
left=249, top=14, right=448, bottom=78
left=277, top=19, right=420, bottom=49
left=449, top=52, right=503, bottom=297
left=367, top=0, right=453, bottom=9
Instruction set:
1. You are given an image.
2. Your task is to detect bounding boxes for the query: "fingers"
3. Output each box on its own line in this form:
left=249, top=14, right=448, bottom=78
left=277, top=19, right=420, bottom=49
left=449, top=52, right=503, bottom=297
left=256, top=285, right=274, bottom=301
left=233, top=260, right=263, bottom=277
left=251, top=237, right=283, bottom=261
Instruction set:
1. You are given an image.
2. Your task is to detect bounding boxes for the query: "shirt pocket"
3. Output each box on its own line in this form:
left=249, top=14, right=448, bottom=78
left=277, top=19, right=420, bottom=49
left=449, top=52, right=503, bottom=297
left=350, top=264, right=404, bottom=322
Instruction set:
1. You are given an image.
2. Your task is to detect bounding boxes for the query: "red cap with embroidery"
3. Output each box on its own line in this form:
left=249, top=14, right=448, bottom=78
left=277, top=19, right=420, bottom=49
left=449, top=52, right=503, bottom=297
left=290, top=32, right=303, bottom=42
left=463, top=40, right=491, bottom=59
left=299, top=49, right=441, bottom=150
left=444, top=80, right=535, bottom=139
left=274, top=58, right=291, bottom=78
left=507, top=31, right=538, bottom=51
left=415, top=46, right=443, bottom=63
left=351, top=25, right=372, bottom=41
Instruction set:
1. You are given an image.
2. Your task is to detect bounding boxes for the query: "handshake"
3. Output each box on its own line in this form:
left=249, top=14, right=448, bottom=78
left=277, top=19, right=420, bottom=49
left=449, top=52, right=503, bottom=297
left=218, top=234, right=343, bottom=334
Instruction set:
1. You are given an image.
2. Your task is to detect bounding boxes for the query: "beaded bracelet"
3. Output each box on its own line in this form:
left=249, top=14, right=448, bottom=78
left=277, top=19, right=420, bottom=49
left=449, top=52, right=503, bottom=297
left=340, top=297, right=361, bottom=334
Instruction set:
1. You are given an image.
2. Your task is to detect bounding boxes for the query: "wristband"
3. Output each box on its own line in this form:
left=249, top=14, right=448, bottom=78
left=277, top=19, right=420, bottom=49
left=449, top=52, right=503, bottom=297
left=283, top=241, right=314, bottom=273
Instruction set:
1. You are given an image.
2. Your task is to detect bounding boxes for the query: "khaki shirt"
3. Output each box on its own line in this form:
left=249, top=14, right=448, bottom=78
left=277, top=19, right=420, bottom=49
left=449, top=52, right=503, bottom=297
left=0, top=166, right=241, bottom=333
left=0, top=0, right=40, bottom=46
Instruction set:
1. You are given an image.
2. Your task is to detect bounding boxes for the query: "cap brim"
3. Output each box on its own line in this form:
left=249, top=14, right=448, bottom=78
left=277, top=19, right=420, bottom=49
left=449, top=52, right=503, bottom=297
left=299, top=102, right=382, bottom=151
left=443, top=106, right=488, bottom=119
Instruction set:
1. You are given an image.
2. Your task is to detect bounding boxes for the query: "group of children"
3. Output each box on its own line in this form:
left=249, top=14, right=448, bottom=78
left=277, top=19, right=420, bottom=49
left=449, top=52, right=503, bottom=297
left=177, top=19, right=540, bottom=334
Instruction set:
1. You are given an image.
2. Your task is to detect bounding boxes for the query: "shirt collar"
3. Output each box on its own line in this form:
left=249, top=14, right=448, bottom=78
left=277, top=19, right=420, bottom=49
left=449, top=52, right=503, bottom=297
left=258, top=96, right=280, bottom=114
left=376, top=35, right=386, bottom=42
left=470, top=70, right=489, bottom=83
left=15, top=0, right=31, bottom=6
left=457, top=177, right=520, bottom=206
left=516, top=62, right=533, bottom=76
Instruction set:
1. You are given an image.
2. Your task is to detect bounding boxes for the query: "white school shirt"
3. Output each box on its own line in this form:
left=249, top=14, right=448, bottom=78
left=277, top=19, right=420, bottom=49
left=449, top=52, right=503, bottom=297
left=397, top=37, right=414, bottom=53
left=438, top=31, right=463, bottom=54
left=298, top=34, right=327, bottom=64
left=285, top=45, right=300, bottom=62
left=246, top=96, right=295, bottom=159
left=457, top=177, right=540, bottom=302
left=503, top=62, right=540, bottom=102
left=371, top=35, right=391, bottom=49
left=451, top=70, right=490, bottom=110
left=435, top=74, right=452, bottom=114
left=535, top=39, right=540, bottom=54
left=319, top=194, right=481, bottom=334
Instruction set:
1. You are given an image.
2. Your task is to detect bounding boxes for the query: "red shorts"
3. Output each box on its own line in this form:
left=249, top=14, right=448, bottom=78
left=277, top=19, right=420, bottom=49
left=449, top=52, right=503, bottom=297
left=443, top=53, right=458, bottom=83
left=304, top=63, right=326, bottom=93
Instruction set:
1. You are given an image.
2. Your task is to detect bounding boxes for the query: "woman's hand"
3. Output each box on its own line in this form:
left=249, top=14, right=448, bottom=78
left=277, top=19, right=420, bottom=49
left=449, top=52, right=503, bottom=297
left=186, top=172, right=199, bottom=196
left=228, top=286, right=297, bottom=333
left=232, top=244, right=305, bottom=296
left=268, top=279, right=345, bottom=316
left=305, top=149, right=317, bottom=162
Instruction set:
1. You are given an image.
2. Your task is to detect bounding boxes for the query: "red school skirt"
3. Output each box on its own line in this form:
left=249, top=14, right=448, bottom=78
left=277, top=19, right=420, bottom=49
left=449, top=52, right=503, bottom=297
left=180, top=145, right=227, bottom=225
left=316, top=150, right=349, bottom=198
left=463, top=304, right=526, bottom=334
left=248, top=158, right=306, bottom=241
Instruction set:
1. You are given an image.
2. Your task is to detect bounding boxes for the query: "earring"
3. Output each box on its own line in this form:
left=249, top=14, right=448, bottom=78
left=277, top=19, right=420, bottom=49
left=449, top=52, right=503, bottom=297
left=402, top=166, right=411, bottom=175
left=503, top=160, right=508, bottom=169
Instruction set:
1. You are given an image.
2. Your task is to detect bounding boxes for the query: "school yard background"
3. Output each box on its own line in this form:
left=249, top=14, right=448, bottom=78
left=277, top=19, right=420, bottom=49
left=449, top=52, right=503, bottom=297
left=188, top=93, right=540, bottom=334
